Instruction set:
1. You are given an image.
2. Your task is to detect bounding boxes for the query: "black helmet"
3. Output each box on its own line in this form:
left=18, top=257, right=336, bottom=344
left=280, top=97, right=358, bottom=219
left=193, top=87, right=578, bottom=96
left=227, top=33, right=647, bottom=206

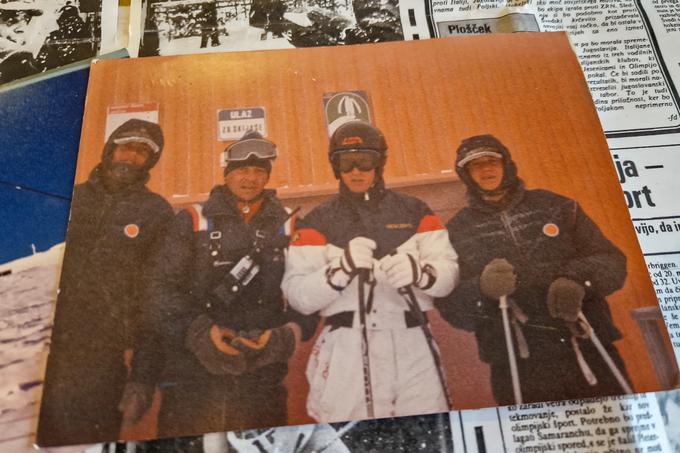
left=328, top=121, right=388, bottom=178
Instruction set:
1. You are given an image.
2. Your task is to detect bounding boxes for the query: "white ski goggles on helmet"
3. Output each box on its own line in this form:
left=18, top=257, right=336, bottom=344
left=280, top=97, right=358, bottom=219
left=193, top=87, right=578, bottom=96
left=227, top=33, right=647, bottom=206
left=220, top=138, right=277, bottom=168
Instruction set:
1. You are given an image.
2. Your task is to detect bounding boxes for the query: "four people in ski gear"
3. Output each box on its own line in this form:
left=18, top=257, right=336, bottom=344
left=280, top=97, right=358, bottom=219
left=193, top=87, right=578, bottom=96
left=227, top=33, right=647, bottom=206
left=282, top=121, right=459, bottom=421
left=131, top=131, right=318, bottom=437
left=38, top=119, right=174, bottom=446
left=435, top=134, right=631, bottom=404
left=42, top=115, right=633, bottom=441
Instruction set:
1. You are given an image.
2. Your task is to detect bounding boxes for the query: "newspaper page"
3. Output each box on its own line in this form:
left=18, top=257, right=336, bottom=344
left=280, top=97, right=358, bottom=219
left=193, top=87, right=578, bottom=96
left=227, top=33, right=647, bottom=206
left=452, top=393, right=676, bottom=452
left=401, top=1, right=680, bottom=132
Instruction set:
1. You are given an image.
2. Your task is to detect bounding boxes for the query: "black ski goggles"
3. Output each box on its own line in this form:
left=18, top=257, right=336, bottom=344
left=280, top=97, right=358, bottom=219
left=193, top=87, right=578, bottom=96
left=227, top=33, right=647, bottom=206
left=222, top=137, right=277, bottom=167
left=333, top=151, right=381, bottom=173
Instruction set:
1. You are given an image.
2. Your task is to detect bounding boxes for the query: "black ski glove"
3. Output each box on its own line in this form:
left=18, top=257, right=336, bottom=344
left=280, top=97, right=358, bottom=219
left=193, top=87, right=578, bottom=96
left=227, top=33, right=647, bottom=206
left=185, top=315, right=247, bottom=376
left=480, top=258, right=517, bottom=300
left=232, top=323, right=300, bottom=371
left=547, top=277, right=585, bottom=322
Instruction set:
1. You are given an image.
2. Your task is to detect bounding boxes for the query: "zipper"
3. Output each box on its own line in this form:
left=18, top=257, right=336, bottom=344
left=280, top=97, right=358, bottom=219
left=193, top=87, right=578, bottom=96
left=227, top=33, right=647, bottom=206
left=499, top=210, right=525, bottom=261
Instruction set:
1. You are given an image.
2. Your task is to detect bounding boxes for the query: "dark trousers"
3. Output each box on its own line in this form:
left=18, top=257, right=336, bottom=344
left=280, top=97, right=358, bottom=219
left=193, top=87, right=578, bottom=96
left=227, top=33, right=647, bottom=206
left=157, top=379, right=287, bottom=438
left=490, top=339, right=631, bottom=406
left=200, top=28, right=220, bottom=48
left=38, top=352, right=126, bottom=446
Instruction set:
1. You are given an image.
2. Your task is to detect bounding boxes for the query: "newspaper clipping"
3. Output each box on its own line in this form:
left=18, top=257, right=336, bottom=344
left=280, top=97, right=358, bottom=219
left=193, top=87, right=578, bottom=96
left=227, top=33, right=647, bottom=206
left=0, top=0, right=119, bottom=85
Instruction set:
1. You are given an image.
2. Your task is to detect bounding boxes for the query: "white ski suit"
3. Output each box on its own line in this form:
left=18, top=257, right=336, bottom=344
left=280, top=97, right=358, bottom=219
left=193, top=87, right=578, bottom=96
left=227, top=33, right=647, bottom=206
left=282, top=182, right=459, bottom=422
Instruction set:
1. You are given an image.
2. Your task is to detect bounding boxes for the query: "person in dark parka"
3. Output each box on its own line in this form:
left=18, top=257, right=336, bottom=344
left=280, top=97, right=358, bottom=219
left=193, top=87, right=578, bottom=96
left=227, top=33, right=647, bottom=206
left=37, top=119, right=174, bottom=446
left=436, top=134, right=632, bottom=405
left=132, top=131, right=317, bottom=438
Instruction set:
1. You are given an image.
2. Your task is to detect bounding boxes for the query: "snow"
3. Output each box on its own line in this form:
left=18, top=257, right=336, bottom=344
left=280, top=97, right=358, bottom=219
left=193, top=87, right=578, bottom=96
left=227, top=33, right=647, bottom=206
left=0, top=242, right=64, bottom=275
left=158, top=20, right=294, bottom=55
left=0, top=258, right=59, bottom=450
left=0, top=248, right=97, bottom=452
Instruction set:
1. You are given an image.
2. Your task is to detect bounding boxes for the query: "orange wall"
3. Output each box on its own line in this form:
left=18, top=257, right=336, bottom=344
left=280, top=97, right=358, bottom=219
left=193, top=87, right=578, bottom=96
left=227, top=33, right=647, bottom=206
left=78, top=33, right=664, bottom=429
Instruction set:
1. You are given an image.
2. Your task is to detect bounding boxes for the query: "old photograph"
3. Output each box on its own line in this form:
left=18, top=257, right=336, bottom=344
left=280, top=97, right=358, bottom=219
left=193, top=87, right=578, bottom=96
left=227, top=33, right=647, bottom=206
left=37, top=33, right=672, bottom=446
left=137, top=0, right=402, bottom=56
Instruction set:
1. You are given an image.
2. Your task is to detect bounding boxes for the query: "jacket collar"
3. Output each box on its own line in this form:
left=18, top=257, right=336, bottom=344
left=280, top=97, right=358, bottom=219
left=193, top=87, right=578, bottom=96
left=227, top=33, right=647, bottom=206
left=467, top=180, right=526, bottom=214
left=203, top=185, right=280, bottom=221
left=86, top=164, right=149, bottom=195
left=338, top=177, right=386, bottom=209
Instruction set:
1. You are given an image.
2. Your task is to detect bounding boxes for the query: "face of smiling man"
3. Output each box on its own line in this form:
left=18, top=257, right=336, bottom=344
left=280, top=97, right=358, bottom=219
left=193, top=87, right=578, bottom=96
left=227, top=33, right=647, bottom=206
left=224, top=165, right=269, bottom=202
left=466, top=155, right=504, bottom=192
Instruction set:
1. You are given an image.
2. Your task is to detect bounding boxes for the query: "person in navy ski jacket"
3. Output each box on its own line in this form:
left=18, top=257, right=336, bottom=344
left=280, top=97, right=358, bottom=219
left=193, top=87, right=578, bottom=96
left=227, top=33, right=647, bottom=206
left=436, top=134, right=631, bottom=405
left=134, top=131, right=317, bottom=438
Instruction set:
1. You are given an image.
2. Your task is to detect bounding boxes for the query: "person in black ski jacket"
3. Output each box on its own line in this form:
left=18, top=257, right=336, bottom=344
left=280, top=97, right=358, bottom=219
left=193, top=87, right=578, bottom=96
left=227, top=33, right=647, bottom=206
left=436, top=134, right=632, bottom=405
left=131, top=131, right=317, bottom=438
left=38, top=119, right=174, bottom=446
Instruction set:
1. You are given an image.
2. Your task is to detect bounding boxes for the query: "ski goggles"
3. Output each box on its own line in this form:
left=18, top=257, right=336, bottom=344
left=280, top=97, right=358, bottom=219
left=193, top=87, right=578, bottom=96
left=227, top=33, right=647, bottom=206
left=221, top=137, right=277, bottom=167
left=333, top=151, right=381, bottom=173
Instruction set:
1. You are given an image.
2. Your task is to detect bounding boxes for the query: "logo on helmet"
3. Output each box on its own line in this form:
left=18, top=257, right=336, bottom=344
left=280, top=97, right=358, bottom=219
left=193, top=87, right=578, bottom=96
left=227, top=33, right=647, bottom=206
left=341, top=136, right=363, bottom=146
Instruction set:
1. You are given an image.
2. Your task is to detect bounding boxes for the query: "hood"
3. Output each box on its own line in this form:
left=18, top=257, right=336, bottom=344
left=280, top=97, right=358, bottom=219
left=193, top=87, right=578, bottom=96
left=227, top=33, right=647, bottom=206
left=455, top=134, right=522, bottom=206
left=102, top=119, right=164, bottom=171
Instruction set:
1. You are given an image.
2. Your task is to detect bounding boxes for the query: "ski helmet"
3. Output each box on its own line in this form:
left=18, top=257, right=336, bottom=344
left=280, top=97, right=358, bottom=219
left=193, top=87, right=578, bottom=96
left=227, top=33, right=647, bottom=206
left=328, top=121, right=388, bottom=178
left=455, top=134, right=519, bottom=198
left=221, top=130, right=277, bottom=176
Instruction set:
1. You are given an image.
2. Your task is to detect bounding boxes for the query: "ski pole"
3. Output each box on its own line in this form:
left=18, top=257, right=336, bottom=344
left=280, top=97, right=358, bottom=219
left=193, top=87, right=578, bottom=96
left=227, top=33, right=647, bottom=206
left=577, top=312, right=633, bottom=394
left=500, top=295, right=522, bottom=404
left=357, top=269, right=375, bottom=418
left=397, top=285, right=453, bottom=409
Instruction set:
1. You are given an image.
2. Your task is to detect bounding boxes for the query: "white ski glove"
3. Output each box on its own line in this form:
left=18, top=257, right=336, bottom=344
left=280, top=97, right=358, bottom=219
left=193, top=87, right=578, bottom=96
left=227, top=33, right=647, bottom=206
left=380, top=252, right=424, bottom=289
left=342, top=237, right=377, bottom=272
left=326, top=237, right=376, bottom=290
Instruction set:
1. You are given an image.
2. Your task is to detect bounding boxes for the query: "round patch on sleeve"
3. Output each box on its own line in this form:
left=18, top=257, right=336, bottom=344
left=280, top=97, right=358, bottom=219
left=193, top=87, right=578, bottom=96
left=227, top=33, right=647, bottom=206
left=124, top=223, right=140, bottom=238
left=542, top=223, right=559, bottom=237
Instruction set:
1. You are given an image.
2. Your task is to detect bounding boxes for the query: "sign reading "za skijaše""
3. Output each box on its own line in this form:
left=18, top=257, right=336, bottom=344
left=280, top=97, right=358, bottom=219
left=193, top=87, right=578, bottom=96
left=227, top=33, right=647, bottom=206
left=218, top=108, right=267, bottom=141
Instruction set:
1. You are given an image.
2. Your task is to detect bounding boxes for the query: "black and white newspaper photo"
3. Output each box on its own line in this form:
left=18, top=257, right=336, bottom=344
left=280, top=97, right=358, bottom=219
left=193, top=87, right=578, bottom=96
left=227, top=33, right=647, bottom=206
left=132, top=0, right=403, bottom=57
left=0, top=0, right=118, bottom=85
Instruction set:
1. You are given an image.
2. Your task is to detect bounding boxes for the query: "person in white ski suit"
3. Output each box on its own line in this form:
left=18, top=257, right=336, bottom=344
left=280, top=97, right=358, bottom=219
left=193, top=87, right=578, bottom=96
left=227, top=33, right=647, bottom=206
left=282, top=121, right=459, bottom=422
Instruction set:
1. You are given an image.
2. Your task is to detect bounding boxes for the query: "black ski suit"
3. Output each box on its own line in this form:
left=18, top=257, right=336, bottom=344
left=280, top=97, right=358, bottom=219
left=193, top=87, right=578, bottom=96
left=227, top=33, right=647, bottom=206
left=143, top=186, right=317, bottom=438
left=38, top=165, right=173, bottom=446
left=436, top=181, right=631, bottom=405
